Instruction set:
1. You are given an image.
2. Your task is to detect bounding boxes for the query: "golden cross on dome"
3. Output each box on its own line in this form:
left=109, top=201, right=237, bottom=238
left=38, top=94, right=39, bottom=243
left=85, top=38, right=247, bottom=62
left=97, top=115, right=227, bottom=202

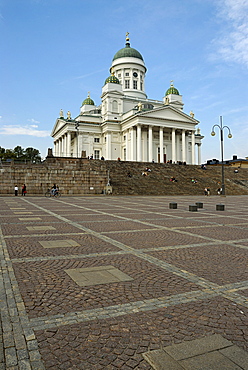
left=170, top=80, right=174, bottom=87
left=126, top=32, right=129, bottom=41
left=87, top=91, right=90, bottom=98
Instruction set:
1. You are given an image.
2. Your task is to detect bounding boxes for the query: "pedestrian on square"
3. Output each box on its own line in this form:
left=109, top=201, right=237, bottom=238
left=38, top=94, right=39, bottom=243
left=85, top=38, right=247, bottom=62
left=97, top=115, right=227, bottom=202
left=22, top=184, right=27, bottom=196
left=14, top=185, right=18, bottom=196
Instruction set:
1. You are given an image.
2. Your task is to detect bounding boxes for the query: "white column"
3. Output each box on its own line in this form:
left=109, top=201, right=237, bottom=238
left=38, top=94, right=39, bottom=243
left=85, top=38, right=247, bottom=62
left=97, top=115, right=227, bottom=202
left=182, top=130, right=186, bottom=163
left=67, top=131, right=71, bottom=157
left=148, top=126, right=153, bottom=162
left=130, top=128, right=135, bottom=161
left=191, top=131, right=195, bottom=164
left=106, top=132, right=112, bottom=160
left=176, top=133, right=180, bottom=162
left=137, top=125, right=142, bottom=162
left=142, top=130, right=147, bottom=162
left=172, top=128, right=176, bottom=163
left=125, top=131, right=129, bottom=161
left=58, top=138, right=62, bottom=157
left=197, top=143, right=201, bottom=165
left=54, top=141, right=57, bottom=156
left=159, top=127, right=164, bottom=163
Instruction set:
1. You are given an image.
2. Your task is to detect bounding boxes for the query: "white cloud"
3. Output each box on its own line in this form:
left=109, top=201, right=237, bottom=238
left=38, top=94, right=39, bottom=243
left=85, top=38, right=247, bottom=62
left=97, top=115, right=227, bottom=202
left=28, top=118, right=40, bottom=124
left=0, top=125, right=50, bottom=137
left=213, top=0, right=248, bottom=67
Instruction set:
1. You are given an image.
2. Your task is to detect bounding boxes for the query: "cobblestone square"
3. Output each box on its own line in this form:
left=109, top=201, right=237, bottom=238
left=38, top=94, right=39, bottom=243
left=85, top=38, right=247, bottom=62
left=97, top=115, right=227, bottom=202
left=0, top=195, right=248, bottom=369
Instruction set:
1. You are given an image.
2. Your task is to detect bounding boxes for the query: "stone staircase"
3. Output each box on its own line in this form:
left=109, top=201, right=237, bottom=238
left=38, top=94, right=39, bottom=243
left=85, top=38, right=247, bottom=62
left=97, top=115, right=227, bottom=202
left=0, top=157, right=247, bottom=196
left=104, top=161, right=248, bottom=196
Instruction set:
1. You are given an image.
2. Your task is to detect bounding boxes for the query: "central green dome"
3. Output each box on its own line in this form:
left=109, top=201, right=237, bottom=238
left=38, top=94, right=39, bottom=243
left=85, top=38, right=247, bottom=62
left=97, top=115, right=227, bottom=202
left=113, top=36, right=143, bottom=61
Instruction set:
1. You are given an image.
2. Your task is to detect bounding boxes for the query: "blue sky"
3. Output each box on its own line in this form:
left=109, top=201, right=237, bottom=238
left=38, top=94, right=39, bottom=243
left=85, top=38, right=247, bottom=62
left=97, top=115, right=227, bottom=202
left=0, top=0, right=247, bottom=161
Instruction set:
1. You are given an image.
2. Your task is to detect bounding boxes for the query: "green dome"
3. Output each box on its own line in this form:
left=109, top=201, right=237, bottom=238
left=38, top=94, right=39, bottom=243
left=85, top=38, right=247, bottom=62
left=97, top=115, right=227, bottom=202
left=113, top=42, right=143, bottom=61
left=105, top=75, right=120, bottom=84
left=82, top=95, right=95, bottom=106
left=165, top=82, right=179, bottom=96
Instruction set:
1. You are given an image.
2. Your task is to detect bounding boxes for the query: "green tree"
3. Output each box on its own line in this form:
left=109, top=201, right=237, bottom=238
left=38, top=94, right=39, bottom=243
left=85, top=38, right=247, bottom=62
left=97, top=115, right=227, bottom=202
left=0, top=147, right=5, bottom=158
left=24, top=147, right=41, bottom=163
left=13, top=146, right=25, bottom=159
left=2, top=149, right=16, bottom=161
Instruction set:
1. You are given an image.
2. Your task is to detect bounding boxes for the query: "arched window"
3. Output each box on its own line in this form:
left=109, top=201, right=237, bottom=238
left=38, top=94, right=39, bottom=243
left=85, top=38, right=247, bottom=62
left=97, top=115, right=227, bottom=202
left=112, top=100, right=118, bottom=113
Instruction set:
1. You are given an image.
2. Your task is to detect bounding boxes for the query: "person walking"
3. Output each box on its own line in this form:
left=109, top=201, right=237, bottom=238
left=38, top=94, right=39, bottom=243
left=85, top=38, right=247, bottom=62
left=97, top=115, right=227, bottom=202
left=22, top=184, right=27, bottom=196
left=14, top=185, right=18, bottom=196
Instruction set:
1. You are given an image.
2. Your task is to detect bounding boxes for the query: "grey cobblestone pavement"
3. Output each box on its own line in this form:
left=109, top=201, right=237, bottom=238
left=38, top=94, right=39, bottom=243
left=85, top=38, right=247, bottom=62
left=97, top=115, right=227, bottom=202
left=0, top=195, right=248, bottom=369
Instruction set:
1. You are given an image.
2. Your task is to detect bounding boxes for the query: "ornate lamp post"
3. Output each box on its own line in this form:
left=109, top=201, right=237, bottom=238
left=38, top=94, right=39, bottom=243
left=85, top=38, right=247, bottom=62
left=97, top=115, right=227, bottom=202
left=211, top=116, right=232, bottom=196
left=75, top=122, right=79, bottom=158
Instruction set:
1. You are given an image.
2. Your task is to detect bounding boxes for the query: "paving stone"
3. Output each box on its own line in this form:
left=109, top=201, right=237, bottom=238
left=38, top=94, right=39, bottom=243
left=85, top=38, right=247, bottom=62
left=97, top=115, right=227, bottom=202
left=164, top=334, right=233, bottom=360
left=18, top=359, right=32, bottom=370
left=143, top=349, right=184, bottom=369
left=39, top=239, right=80, bottom=248
left=220, top=345, right=248, bottom=370
left=5, top=346, right=17, bottom=367
left=65, top=265, right=134, bottom=287
left=180, top=351, right=242, bottom=370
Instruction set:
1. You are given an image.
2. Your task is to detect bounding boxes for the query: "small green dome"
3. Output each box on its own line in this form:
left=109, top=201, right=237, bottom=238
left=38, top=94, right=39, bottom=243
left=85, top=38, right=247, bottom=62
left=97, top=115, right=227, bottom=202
left=82, top=94, right=95, bottom=106
left=165, top=82, right=180, bottom=96
left=105, top=75, right=120, bottom=84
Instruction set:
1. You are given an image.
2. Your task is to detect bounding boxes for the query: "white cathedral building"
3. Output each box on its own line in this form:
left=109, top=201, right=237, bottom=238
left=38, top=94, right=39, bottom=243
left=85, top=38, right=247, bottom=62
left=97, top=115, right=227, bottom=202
left=51, top=34, right=203, bottom=164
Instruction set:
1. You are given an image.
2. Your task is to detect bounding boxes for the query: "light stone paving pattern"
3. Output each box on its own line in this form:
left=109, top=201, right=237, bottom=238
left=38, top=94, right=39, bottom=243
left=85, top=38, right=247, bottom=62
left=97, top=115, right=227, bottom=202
left=0, top=195, right=248, bottom=369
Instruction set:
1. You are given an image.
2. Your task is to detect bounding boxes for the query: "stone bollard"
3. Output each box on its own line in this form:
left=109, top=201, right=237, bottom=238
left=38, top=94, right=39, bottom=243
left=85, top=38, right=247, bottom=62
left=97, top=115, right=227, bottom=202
left=189, top=204, right=198, bottom=212
left=216, top=204, right=225, bottom=211
left=195, top=202, right=203, bottom=208
left=169, top=202, right=177, bottom=209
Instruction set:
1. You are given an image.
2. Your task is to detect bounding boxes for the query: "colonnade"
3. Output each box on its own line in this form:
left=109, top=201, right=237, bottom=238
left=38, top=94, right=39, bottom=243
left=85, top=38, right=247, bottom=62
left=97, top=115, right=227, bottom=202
left=54, top=131, right=73, bottom=157
left=53, top=126, right=202, bottom=164
left=123, top=126, right=201, bottom=164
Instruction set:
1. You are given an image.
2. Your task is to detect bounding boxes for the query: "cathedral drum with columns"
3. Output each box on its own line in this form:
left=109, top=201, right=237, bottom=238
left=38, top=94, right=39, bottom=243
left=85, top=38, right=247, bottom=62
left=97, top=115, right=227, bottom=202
left=51, top=34, right=203, bottom=164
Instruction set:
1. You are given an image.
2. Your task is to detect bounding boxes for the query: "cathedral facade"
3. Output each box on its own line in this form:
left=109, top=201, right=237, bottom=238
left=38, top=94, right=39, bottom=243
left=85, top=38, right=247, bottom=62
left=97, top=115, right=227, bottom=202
left=51, top=35, right=203, bottom=164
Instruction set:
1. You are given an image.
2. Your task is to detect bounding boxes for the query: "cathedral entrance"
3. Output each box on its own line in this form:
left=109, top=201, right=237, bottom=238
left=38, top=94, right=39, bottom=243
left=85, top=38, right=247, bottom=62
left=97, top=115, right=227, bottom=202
left=158, top=154, right=166, bottom=163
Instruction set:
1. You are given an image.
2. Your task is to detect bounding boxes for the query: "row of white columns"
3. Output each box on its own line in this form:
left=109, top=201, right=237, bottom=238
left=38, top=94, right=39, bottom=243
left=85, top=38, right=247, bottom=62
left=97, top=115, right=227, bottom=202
left=124, top=126, right=200, bottom=164
left=54, top=131, right=72, bottom=157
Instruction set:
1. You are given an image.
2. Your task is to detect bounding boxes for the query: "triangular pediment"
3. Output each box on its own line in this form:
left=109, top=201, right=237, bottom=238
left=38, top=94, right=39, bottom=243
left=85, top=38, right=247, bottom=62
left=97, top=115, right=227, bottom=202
left=51, top=118, right=69, bottom=137
left=138, top=105, right=198, bottom=124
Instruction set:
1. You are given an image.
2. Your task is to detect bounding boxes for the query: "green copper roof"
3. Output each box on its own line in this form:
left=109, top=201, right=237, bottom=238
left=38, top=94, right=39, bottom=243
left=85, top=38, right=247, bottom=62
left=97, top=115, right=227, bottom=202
left=165, top=82, right=179, bottom=96
left=82, top=96, right=95, bottom=106
left=105, top=75, right=120, bottom=84
left=113, top=42, right=143, bottom=61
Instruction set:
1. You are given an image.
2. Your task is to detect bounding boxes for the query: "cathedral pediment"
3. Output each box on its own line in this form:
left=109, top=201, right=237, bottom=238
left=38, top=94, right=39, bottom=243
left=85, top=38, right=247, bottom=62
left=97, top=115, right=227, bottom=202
left=138, top=106, right=199, bottom=124
left=51, top=118, right=68, bottom=137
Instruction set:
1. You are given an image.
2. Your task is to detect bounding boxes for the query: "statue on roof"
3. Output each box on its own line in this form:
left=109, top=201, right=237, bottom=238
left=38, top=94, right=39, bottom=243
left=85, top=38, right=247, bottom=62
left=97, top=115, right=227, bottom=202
left=60, top=109, right=64, bottom=118
left=67, top=111, right=71, bottom=120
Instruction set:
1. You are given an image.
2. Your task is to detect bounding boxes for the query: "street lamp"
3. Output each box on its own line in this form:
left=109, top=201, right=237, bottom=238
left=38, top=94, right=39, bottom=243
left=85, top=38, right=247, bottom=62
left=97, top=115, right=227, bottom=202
left=75, top=122, right=79, bottom=158
left=211, top=116, right=232, bottom=196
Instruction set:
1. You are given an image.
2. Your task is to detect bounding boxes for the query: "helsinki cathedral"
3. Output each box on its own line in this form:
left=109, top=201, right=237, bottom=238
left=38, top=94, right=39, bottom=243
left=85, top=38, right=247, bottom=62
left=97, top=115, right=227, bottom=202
left=51, top=33, right=203, bottom=164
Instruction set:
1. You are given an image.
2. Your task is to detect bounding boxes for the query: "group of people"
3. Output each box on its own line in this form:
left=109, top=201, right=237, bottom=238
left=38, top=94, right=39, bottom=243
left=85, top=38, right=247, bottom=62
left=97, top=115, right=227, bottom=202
left=14, top=184, right=27, bottom=196
left=14, top=184, right=59, bottom=196
left=142, top=167, right=151, bottom=176
left=204, top=187, right=211, bottom=196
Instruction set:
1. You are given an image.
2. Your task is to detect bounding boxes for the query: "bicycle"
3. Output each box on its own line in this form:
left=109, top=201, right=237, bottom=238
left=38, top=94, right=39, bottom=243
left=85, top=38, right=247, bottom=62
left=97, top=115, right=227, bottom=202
left=45, top=189, right=61, bottom=198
